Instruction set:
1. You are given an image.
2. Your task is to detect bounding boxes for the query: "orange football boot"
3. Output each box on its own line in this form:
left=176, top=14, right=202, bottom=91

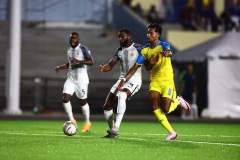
left=81, top=123, right=91, bottom=132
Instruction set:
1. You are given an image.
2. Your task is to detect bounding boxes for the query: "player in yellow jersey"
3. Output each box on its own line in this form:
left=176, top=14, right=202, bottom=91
left=117, top=23, right=191, bottom=140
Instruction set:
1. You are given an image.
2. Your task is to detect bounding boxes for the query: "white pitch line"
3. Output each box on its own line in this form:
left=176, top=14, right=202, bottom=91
left=1, top=131, right=239, bottom=138
left=0, top=131, right=239, bottom=147
left=174, top=140, right=240, bottom=147
left=120, top=137, right=240, bottom=147
left=0, top=131, right=93, bottom=138
left=121, top=132, right=240, bottom=138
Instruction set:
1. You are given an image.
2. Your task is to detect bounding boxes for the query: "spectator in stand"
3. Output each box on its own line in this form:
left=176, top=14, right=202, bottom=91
left=225, top=0, right=240, bottom=31
left=210, top=10, right=221, bottom=32
left=121, top=0, right=132, bottom=7
left=179, top=4, right=197, bottom=30
left=132, top=2, right=145, bottom=18
left=220, top=8, right=236, bottom=32
left=162, top=0, right=175, bottom=22
left=147, top=5, right=164, bottom=24
left=201, top=0, right=218, bottom=31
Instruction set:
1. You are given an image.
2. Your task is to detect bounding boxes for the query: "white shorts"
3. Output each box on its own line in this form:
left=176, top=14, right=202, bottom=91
left=63, top=79, right=88, bottom=99
left=110, top=79, right=142, bottom=99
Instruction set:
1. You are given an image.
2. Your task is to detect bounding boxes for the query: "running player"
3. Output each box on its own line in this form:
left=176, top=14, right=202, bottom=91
left=99, top=28, right=142, bottom=138
left=118, top=24, right=191, bottom=140
left=54, top=32, right=93, bottom=132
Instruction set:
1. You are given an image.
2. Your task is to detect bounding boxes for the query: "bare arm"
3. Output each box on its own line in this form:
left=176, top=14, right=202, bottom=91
left=144, top=54, right=159, bottom=71
left=54, top=63, right=69, bottom=73
left=71, top=55, right=94, bottom=66
left=144, top=50, right=172, bottom=71
left=99, top=59, right=117, bottom=72
left=161, top=50, right=172, bottom=57
left=117, top=63, right=141, bottom=90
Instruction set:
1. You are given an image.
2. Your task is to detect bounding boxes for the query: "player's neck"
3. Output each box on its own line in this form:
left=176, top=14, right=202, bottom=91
left=150, top=40, right=159, bottom=47
left=125, top=42, right=133, bottom=48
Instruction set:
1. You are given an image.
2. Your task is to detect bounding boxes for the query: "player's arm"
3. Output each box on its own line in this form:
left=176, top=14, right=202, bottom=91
left=161, top=42, right=172, bottom=57
left=99, top=48, right=119, bottom=72
left=144, top=54, right=159, bottom=71
left=124, top=63, right=140, bottom=81
left=161, top=49, right=172, bottom=57
left=117, top=63, right=140, bottom=90
left=71, top=45, right=94, bottom=66
left=99, top=59, right=117, bottom=72
left=71, top=55, right=93, bottom=66
left=54, top=63, right=69, bottom=72
left=117, top=52, right=143, bottom=90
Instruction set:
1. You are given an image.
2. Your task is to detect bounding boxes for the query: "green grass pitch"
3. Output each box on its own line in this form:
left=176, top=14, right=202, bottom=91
left=0, top=120, right=239, bottom=160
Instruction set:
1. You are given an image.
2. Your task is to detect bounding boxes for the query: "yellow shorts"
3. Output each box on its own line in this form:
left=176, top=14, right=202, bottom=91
left=149, top=81, right=176, bottom=100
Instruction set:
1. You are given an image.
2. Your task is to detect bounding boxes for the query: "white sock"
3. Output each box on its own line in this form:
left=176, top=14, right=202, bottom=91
left=81, top=103, right=90, bottom=124
left=63, top=102, right=74, bottom=121
left=104, top=109, right=114, bottom=129
left=115, top=92, right=127, bottom=128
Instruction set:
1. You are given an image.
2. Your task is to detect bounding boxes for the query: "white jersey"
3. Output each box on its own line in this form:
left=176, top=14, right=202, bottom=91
left=113, top=43, right=142, bottom=81
left=66, top=43, right=91, bottom=83
left=110, top=43, right=142, bottom=97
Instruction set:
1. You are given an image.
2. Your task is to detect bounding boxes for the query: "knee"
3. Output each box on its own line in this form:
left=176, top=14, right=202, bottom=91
left=79, top=99, right=87, bottom=106
left=63, top=94, right=71, bottom=103
left=160, top=107, right=169, bottom=114
left=63, top=97, right=70, bottom=103
left=103, top=102, right=113, bottom=110
left=152, top=105, right=159, bottom=111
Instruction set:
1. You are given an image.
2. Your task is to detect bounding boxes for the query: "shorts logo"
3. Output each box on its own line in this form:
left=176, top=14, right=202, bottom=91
left=168, top=88, right=172, bottom=95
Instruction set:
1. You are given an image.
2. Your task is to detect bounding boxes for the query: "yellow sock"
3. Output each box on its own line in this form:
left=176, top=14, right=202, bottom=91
left=153, top=109, right=173, bottom=132
left=168, top=98, right=180, bottom=113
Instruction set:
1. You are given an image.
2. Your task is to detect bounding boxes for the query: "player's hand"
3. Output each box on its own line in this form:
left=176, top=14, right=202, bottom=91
left=55, top=66, right=60, bottom=73
left=99, top=63, right=105, bottom=72
left=117, top=79, right=125, bottom=91
left=161, top=50, right=172, bottom=57
left=149, top=54, right=159, bottom=65
left=70, top=58, right=79, bottom=65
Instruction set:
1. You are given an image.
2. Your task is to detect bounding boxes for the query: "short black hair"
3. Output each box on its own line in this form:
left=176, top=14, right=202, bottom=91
left=148, top=23, right=163, bottom=35
left=70, top=32, right=79, bottom=37
left=119, top=28, right=131, bottom=35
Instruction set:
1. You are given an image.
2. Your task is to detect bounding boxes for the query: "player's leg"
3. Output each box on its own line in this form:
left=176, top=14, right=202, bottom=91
left=111, top=80, right=141, bottom=135
left=159, top=97, right=178, bottom=140
left=103, top=92, right=118, bottom=129
left=101, top=92, right=118, bottom=138
left=112, top=89, right=130, bottom=133
left=75, top=83, right=91, bottom=132
left=150, top=90, right=175, bottom=133
left=149, top=81, right=178, bottom=140
left=159, top=85, right=179, bottom=140
left=158, top=83, right=179, bottom=114
left=113, top=91, right=127, bottom=130
left=62, top=79, right=76, bottom=123
left=79, top=98, right=91, bottom=132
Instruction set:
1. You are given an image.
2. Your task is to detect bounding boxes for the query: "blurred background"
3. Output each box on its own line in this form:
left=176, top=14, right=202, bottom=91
left=0, top=0, right=240, bottom=120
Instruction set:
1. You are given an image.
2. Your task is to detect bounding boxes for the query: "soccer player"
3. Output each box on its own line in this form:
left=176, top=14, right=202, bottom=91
left=99, top=28, right=142, bottom=138
left=54, top=32, right=93, bottom=132
left=117, top=23, right=191, bottom=140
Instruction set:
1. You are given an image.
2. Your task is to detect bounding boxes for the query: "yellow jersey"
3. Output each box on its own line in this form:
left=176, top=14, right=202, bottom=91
left=136, top=41, right=174, bottom=83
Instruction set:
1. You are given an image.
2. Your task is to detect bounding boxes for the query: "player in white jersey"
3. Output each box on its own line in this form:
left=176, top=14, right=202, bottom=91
left=99, top=28, right=142, bottom=138
left=54, top=32, right=93, bottom=132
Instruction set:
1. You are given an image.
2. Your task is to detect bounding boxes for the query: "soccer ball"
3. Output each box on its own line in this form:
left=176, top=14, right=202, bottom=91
left=63, top=121, right=78, bottom=136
